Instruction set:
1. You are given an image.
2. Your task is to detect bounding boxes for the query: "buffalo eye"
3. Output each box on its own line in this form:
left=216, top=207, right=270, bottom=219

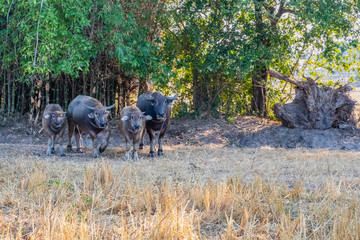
left=95, top=112, right=98, bottom=115
left=155, top=100, right=157, bottom=104
left=131, top=116, right=134, bottom=119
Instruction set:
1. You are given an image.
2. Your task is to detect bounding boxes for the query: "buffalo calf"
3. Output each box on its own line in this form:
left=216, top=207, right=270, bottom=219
left=42, top=104, right=66, bottom=156
left=120, top=106, right=152, bottom=161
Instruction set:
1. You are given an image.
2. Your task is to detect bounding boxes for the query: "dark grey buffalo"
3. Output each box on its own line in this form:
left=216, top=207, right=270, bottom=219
left=120, top=106, right=152, bottom=161
left=67, top=95, right=115, bottom=158
left=42, top=104, right=66, bottom=156
left=136, top=91, right=177, bottom=157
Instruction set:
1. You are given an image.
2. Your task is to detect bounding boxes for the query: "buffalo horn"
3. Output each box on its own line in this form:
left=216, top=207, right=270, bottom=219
left=84, top=105, right=96, bottom=110
left=166, top=94, right=178, bottom=100
left=106, top=103, right=116, bottom=110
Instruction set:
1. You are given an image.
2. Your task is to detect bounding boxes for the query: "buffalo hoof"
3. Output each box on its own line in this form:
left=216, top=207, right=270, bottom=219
left=60, top=153, right=66, bottom=157
left=67, top=145, right=72, bottom=152
left=148, top=152, right=155, bottom=158
left=99, top=147, right=105, bottom=153
left=139, top=144, right=144, bottom=150
left=76, top=149, right=83, bottom=153
left=51, top=148, right=55, bottom=154
left=133, top=152, right=139, bottom=161
left=158, top=150, right=164, bottom=156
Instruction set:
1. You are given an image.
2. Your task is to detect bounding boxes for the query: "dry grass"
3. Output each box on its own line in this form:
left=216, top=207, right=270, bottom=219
left=1, top=144, right=360, bottom=239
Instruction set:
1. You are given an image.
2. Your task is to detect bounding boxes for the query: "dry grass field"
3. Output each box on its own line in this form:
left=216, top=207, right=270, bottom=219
left=1, top=142, right=360, bottom=239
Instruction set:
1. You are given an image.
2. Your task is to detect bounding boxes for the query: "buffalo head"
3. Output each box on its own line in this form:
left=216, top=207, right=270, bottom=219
left=85, top=104, right=115, bottom=128
left=44, top=111, right=66, bottom=129
left=121, top=110, right=152, bottom=132
left=145, top=93, right=177, bottom=120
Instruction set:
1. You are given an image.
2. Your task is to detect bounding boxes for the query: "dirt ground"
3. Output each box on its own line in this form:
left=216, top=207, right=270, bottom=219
left=1, top=114, right=360, bottom=189
left=1, top=113, right=360, bottom=154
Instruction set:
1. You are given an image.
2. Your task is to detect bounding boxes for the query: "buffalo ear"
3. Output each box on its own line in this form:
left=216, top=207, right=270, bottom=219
left=145, top=115, right=152, bottom=121
left=62, top=112, right=67, bottom=118
left=44, top=114, right=50, bottom=119
left=121, top=116, right=129, bottom=121
left=88, top=112, right=95, bottom=119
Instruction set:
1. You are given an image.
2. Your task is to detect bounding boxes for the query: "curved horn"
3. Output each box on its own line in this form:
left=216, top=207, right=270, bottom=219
left=166, top=94, right=178, bottom=100
left=84, top=105, right=96, bottom=110
left=106, top=103, right=116, bottom=110
left=144, top=95, right=155, bottom=101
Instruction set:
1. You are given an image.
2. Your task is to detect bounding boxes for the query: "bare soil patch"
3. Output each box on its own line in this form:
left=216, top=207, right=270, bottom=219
left=1, top=115, right=360, bottom=155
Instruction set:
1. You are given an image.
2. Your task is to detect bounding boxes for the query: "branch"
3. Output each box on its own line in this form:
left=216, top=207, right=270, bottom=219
left=33, top=0, right=44, bottom=67
left=267, top=0, right=295, bottom=28
left=6, top=0, right=14, bottom=26
left=267, top=69, right=303, bottom=88
left=275, top=0, right=295, bottom=18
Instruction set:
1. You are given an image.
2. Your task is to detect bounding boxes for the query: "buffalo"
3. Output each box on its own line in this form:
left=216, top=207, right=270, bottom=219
left=119, top=106, right=152, bottom=161
left=66, top=95, right=115, bottom=158
left=136, top=91, right=177, bottom=157
left=42, top=104, right=66, bottom=156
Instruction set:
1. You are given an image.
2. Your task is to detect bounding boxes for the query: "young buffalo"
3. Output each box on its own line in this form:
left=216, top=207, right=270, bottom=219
left=42, top=104, right=66, bottom=156
left=120, top=106, right=152, bottom=161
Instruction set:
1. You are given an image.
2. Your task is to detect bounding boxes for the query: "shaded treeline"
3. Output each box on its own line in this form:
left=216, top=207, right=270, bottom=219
left=0, top=0, right=163, bottom=125
left=0, top=53, right=143, bottom=124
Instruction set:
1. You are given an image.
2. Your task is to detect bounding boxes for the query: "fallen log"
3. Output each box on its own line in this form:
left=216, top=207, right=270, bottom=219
left=268, top=69, right=356, bottom=129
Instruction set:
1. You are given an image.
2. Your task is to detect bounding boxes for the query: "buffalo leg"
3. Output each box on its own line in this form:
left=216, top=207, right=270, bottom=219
left=89, top=131, right=99, bottom=158
left=74, top=127, right=82, bottom=153
left=124, top=138, right=131, bottom=161
left=133, top=138, right=140, bottom=161
left=99, top=128, right=110, bottom=153
left=139, top=127, right=146, bottom=150
left=58, top=130, right=65, bottom=157
left=46, top=138, right=52, bottom=156
left=158, top=128, right=167, bottom=156
left=67, top=121, right=75, bottom=152
left=51, top=135, right=55, bottom=154
left=147, top=128, right=156, bottom=157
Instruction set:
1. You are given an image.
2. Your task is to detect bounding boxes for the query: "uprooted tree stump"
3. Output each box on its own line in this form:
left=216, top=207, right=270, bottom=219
left=268, top=69, right=356, bottom=130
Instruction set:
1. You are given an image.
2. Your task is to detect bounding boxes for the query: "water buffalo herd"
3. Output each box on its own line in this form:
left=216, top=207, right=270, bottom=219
left=42, top=91, right=177, bottom=159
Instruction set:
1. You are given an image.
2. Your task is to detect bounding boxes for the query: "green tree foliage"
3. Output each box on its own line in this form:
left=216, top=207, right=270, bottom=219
left=0, top=0, right=358, bottom=120
left=0, top=0, right=165, bottom=119
left=161, top=0, right=359, bottom=116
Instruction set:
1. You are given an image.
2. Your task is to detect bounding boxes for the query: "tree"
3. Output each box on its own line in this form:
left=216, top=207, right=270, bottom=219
left=0, top=0, right=165, bottom=121
left=161, top=0, right=359, bottom=116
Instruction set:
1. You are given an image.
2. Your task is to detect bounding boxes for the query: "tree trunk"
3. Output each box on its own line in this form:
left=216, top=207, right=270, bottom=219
left=11, top=81, right=15, bottom=114
left=20, top=83, right=25, bottom=114
left=64, top=76, right=68, bottom=110
left=82, top=73, right=87, bottom=95
left=45, top=81, right=50, bottom=106
left=90, top=70, right=94, bottom=98
left=251, top=67, right=268, bottom=116
left=56, top=77, right=60, bottom=104
left=139, top=75, right=150, bottom=95
left=2, top=74, right=5, bottom=112
left=268, top=69, right=356, bottom=129
left=192, top=68, right=208, bottom=112
left=7, top=71, right=11, bottom=116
